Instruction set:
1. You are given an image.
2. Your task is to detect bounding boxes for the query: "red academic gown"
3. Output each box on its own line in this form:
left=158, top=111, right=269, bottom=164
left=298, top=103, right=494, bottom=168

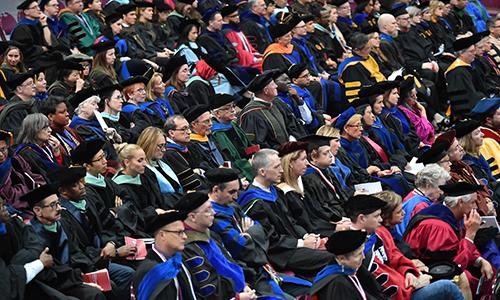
left=368, top=226, right=419, bottom=300
left=224, top=28, right=263, bottom=71
left=403, top=205, right=481, bottom=289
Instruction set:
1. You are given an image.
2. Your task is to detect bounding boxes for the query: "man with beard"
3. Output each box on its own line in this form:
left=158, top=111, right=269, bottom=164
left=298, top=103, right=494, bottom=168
left=26, top=185, right=106, bottom=299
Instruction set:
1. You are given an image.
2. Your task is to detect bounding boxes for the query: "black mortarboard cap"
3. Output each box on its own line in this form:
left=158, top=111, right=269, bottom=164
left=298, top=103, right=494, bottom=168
left=183, top=104, right=210, bottom=123
left=160, top=55, right=188, bottom=81
left=148, top=211, right=189, bottom=233
left=270, top=12, right=301, bottom=39
left=59, top=59, right=84, bottom=71
left=6, top=71, right=35, bottom=90
left=21, top=184, right=58, bottom=208
left=247, top=69, right=282, bottom=93
left=391, top=3, right=408, bottom=17
left=177, top=0, right=195, bottom=5
left=221, top=4, right=239, bottom=17
left=453, top=33, right=482, bottom=51
left=331, top=0, right=348, bottom=6
left=325, top=230, right=367, bottom=255
left=175, top=191, right=210, bottom=213
left=344, top=194, right=387, bottom=216
left=416, top=142, right=448, bottom=164
left=277, top=141, right=309, bottom=157
left=97, top=83, right=122, bottom=98
left=205, top=168, right=240, bottom=183
left=359, top=80, right=400, bottom=99
left=453, top=120, right=481, bottom=139
left=155, top=0, right=173, bottom=11
left=135, top=1, right=155, bottom=8
left=71, top=140, right=105, bottom=165
left=119, top=75, right=149, bottom=88
left=48, top=166, right=86, bottom=188
left=399, top=76, right=415, bottom=97
left=439, top=182, right=483, bottom=197
left=298, top=135, right=332, bottom=152
left=334, top=106, right=356, bottom=130
left=105, top=12, right=122, bottom=24
left=210, top=93, right=236, bottom=110
left=117, top=3, right=137, bottom=14
left=301, top=14, right=315, bottom=23
left=17, top=0, right=37, bottom=10
left=287, top=63, right=308, bottom=80
left=90, top=39, right=117, bottom=54
left=68, top=87, right=98, bottom=108
left=202, top=7, right=220, bottom=23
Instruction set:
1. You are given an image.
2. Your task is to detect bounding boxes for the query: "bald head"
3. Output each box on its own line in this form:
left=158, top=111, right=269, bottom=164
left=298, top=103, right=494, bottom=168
left=378, top=13, right=398, bottom=37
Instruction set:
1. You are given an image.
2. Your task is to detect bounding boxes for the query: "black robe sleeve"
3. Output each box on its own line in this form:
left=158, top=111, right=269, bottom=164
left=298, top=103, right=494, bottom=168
left=0, top=258, right=27, bottom=300
left=262, top=53, right=292, bottom=72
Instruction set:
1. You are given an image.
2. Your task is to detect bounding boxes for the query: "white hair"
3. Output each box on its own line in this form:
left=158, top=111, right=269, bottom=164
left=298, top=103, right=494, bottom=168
left=378, top=13, right=395, bottom=31
left=74, top=95, right=101, bottom=116
left=415, top=164, right=451, bottom=189
left=443, top=193, right=474, bottom=208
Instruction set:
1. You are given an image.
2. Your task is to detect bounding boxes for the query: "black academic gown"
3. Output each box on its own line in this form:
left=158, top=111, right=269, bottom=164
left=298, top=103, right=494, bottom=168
left=445, top=62, right=486, bottom=118
left=240, top=185, right=333, bottom=276
left=380, top=110, right=423, bottom=158
left=0, top=96, right=37, bottom=137
left=121, top=26, right=156, bottom=59
left=103, top=113, right=149, bottom=144
left=445, top=7, right=476, bottom=36
left=10, top=22, right=49, bottom=67
left=133, top=250, right=196, bottom=300
left=162, top=146, right=203, bottom=191
left=240, top=13, right=272, bottom=54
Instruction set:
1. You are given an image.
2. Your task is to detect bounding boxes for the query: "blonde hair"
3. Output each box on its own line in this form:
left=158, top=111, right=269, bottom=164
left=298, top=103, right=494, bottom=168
left=373, top=191, right=402, bottom=223
left=146, top=72, right=163, bottom=100
left=280, top=150, right=306, bottom=195
left=137, top=126, right=165, bottom=161
left=342, top=114, right=362, bottom=134
left=429, top=0, right=445, bottom=19
left=459, top=133, right=480, bottom=157
left=115, top=143, right=144, bottom=169
left=316, top=125, right=340, bottom=138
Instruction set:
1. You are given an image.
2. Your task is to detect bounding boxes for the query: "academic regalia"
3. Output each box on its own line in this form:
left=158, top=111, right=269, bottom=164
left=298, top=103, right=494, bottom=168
left=221, top=23, right=262, bottom=71
left=14, top=143, right=62, bottom=181
left=336, top=147, right=374, bottom=185
left=237, top=184, right=333, bottom=276
left=135, top=22, right=166, bottom=54
left=101, top=112, right=149, bottom=144
left=0, top=96, right=37, bottom=137
left=403, top=204, right=481, bottom=288
left=309, top=24, right=346, bottom=71
left=187, top=134, right=224, bottom=171
left=162, top=142, right=203, bottom=191
left=240, top=11, right=273, bottom=54
left=480, top=127, right=500, bottom=180
left=183, top=229, right=244, bottom=299
left=0, top=154, right=45, bottom=212
left=336, top=17, right=358, bottom=42
left=59, top=9, right=101, bottom=52
left=165, top=87, right=194, bottom=115
left=0, top=256, right=27, bottom=300
left=462, top=153, right=495, bottom=184
left=69, top=115, right=118, bottom=161
left=395, top=191, right=432, bottom=238
left=302, top=166, right=346, bottom=224
left=445, top=6, right=476, bottom=36
left=472, top=56, right=500, bottom=96
left=133, top=247, right=197, bottom=300
left=380, top=107, right=423, bottom=157
left=292, top=37, right=323, bottom=76
left=238, top=98, right=306, bottom=149
left=429, top=18, right=455, bottom=53
left=398, top=23, right=437, bottom=79
left=211, top=120, right=255, bottom=180
left=47, top=80, right=75, bottom=100
left=120, top=26, right=157, bottom=59
left=121, top=102, right=165, bottom=129
left=364, top=226, right=420, bottom=300
left=51, top=126, right=82, bottom=161
left=153, top=21, right=176, bottom=51
left=366, top=117, right=409, bottom=163
left=279, top=181, right=336, bottom=237
left=262, top=43, right=304, bottom=72
left=166, top=11, right=188, bottom=39
left=445, top=60, right=485, bottom=117
left=10, top=19, right=50, bottom=67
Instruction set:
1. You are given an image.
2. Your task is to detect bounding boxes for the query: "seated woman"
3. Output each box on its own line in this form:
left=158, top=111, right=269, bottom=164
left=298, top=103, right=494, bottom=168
left=34, top=69, right=48, bottom=102
left=87, top=39, right=119, bottom=86
left=47, top=60, right=85, bottom=109
left=397, top=77, right=435, bottom=146
left=137, top=127, right=183, bottom=204
left=0, top=130, right=45, bottom=216
left=14, top=113, right=63, bottom=181
left=98, top=13, right=129, bottom=57
left=163, top=55, right=194, bottom=113
left=395, top=164, right=450, bottom=238
left=145, top=72, right=178, bottom=120
left=0, top=46, right=26, bottom=81
left=380, top=80, right=425, bottom=157
left=335, top=107, right=412, bottom=196
left=310, top=230, right=386, bottom=299
left=113, top=143, right=171, bottom=234
left=175, top=19, right=207, bottom=67
left=277, top=141, right=336, bottom=237
left=456, top=120, right=496, bottom=185
left=121, top=75, right=164, bottom=128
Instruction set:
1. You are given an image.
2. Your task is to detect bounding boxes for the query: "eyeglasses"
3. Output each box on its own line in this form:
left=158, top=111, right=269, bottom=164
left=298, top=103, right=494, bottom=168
left=27, top=5, right=40, bottom=10
left=21, top=80, right=35, bottom=87
left=297, top=72, right=311, bottom=79
left=157, top=143, right=167, bottom=151
left=161, top=229, right=186, bottom=237
left=40, top=201, right=61, bottom=209
left=195, top=118, right=212, bottom=125
left=172, top=127, right=191, bottom=133
left=347, top=124, right=363, bottom=128
left=134, top=88, right=146, bottom=94
left=227, top=13, right=239, bottom=18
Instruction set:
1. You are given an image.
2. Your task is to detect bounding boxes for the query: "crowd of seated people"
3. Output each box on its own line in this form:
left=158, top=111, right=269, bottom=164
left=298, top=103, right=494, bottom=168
left=0, top=0, right=500, bottom=299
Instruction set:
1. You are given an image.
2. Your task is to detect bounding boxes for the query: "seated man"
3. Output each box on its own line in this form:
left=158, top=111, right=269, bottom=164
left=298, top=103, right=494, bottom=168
left=59, top=0, right=101, bottom=53
left=25, top=185, right=106, bottom=299
left=347, top=194, right=465, bottom=300
left=404, top=182, right=495, bottom=296
left=163, top=115, right=203, bottom=191
left=210, top=94, right=257, bottom=180
left=180, top=191, right=258, bottom=299
left=48, top=167, right=135, bottom=300
left=133, top=211, right=197, bottom=299
left=237, top=149, right=333, bottom=278
left=184, top=105, right=225, bottom=170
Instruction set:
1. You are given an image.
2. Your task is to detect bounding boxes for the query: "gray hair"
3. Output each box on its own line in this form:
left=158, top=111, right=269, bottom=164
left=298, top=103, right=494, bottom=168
left=251, top=148, right=279, bottom=176
left=248, top=0, right=260, bottom=10
left=378, top=13, right=395, bottom=31
left=16, top=113, right=50, bottom=144
left=406, top=6, right=422, bottom=18
left=415, top=164, right=451, bottom=189
left=74, top=95, right=100, bottom=116
left=444, top=193, right=474, bottom=208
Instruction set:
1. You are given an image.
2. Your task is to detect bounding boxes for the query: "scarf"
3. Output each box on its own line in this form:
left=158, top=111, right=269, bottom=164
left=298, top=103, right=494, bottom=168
left=340, top=137, right=369, bottom=168
left=0, top=157, right=12, bottom=185
left=147, top=163, right=175, bottom=194
left=151, top=159, right=181, bottom=187
left=237, top=185, right=278, bottom=208
left=313, top=264, right=356, bottom=284
left=113, top=173, right=142, bottom=185
left=85, top=173, right=106, bottom=188
left=197, top=239, right=246, bottom=292
left=69, top=199, right=87, bottom=212
left=137, top=252, right=184, bottom=300
left=43, top=222, right=58, bottom=233
left=101, top=112, right=120, bottom=122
